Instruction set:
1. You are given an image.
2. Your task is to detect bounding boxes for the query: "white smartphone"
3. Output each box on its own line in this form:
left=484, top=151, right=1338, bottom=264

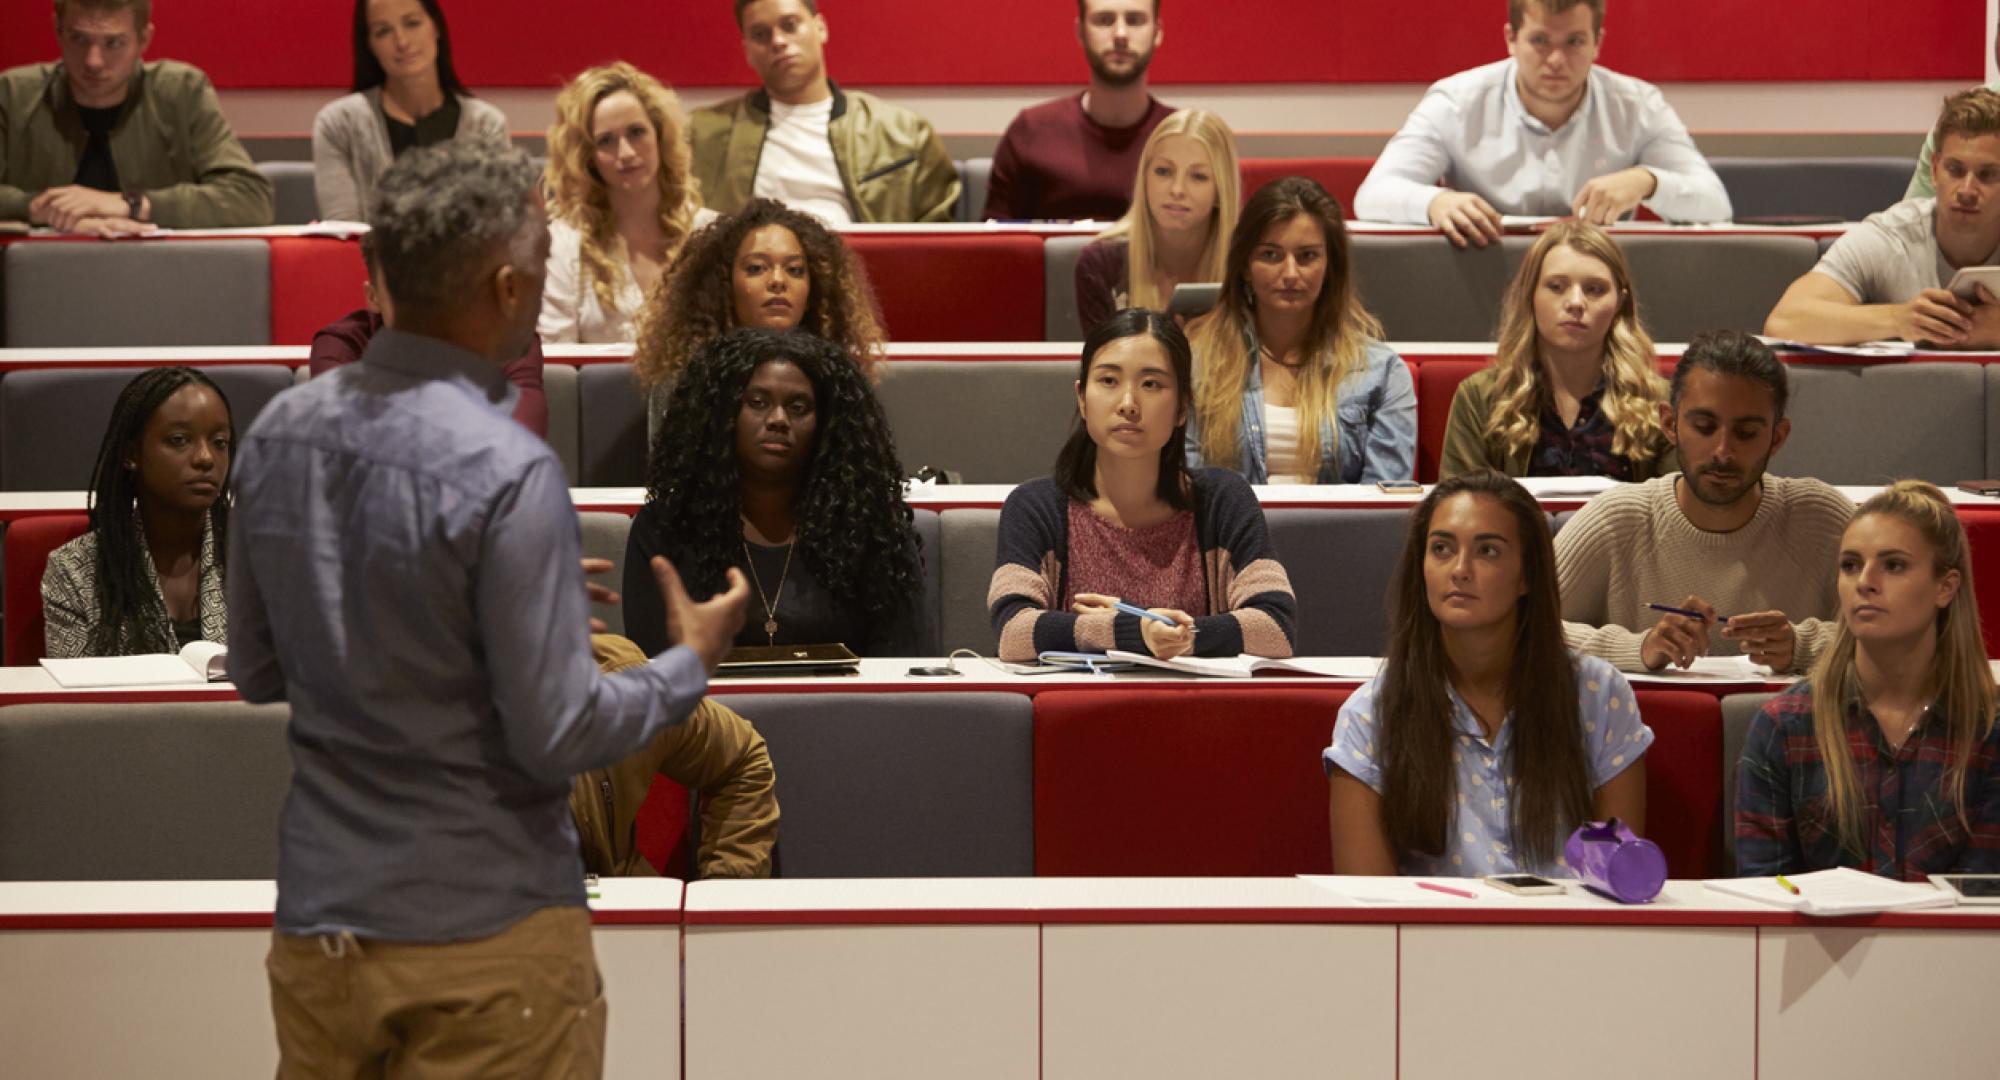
left=1483, top=873, right=1566, bottom=896
left=1927, top=873, right=2000, bottom=904
left=1945, top=265, right=2000, bottom=301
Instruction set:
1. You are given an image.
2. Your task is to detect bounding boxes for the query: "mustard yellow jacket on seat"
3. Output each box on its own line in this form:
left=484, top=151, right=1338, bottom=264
left=688, top=83, right=960, bottom=224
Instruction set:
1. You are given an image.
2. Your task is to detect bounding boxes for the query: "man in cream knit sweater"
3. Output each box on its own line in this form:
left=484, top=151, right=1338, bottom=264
left=1555, top=331, right=1854, bottom=673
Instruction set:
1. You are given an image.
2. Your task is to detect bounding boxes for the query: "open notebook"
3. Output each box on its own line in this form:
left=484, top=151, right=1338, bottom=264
left=1703, top=867, right=1955, bottom=916
left=40, top=641, right=228, bottom=688
left=1103, top=651, right=1339, bottom=679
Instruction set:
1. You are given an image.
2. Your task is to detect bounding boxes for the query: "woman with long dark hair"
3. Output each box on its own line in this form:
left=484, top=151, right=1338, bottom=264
left=311, top=0, right=509, bottom=221
left=1737, top=481, right=2000, bottom=878
left=1185, top=176, right=1415, bottom=485
left=989, top=308, right=1295, bottom=663
left=622, top=328, right=922, bottom=657
left=43, top=367, right=234, bottom=657
left=1325, top=470, right=1650, bottom=875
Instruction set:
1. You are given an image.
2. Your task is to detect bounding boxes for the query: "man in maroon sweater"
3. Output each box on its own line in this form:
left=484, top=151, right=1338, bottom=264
left=981, top=0, right=1173, bottom=222
left=309, top=232, right=549, bottom=437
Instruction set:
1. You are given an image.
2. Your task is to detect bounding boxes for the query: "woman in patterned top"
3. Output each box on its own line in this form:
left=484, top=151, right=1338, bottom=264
left=1325, top=470, right=1651, bottom=876
left=1737, top=480, right=2000, bottom=879
left=1438, top=220, right=1670, bottom=481
left=989, top=308, right=1296, bottom=663
left=43, top=367, right=234, bottom=658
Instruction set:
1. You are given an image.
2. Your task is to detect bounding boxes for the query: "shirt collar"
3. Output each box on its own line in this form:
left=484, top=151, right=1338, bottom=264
left=359, top=327, right=515, bottom=411
left=1502, top=59, right=1594, bottom=137
left=1445, top=682, right=1512, bottom=746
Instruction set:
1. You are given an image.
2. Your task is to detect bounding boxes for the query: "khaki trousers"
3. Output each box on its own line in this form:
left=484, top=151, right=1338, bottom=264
left=267, top=905, right=606, bottom=1080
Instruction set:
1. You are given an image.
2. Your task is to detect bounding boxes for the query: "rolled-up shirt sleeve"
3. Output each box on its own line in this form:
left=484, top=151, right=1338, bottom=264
left=479, top=456, right=707, bottom=783
left=1353, top=90, right=1458, bottom=225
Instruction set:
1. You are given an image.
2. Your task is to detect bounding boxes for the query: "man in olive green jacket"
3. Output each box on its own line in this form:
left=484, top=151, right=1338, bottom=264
left=692, top=0, right=959, bottom=224
left=2, top=1, right=272, bottom=234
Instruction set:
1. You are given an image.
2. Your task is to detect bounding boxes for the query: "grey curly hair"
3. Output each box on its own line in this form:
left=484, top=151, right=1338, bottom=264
left=368, top=143, right=544, bottom=316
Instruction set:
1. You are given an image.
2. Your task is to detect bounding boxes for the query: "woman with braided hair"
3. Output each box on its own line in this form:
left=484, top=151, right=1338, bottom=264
left=43, top=366, right=234, bottom=657
left=622, top=328, right=924, bottom=657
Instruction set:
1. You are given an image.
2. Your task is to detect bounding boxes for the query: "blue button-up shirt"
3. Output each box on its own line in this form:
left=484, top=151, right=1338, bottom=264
left=1325, top=652, right=1653, bottom=876
left=228, top=328, right=707, bottom=942
left=1185, top=333, right=1416, bottom=484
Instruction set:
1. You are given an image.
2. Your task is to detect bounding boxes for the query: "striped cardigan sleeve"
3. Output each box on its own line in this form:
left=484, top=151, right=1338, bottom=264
left=1191, top=468, right=1297, bottom=658
left=987, top=479, right=1128, bottom=661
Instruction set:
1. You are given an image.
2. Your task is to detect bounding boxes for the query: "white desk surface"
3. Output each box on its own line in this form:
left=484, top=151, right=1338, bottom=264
left=0, top=878, right=682, bottom=929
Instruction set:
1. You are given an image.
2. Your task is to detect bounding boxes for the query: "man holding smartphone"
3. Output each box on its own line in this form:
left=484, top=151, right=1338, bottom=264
left=1766, top=87, right=2000, bottom=349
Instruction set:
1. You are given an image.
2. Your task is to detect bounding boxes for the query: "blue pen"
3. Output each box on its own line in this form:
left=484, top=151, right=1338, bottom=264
left=1648, top=602, right=1729, bottom=626
left=1111, top=600, right=1196, bottom=633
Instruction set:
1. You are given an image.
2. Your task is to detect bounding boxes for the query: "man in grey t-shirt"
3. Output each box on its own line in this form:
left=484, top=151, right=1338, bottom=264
left=1765, top=87, right=2000, bottom=349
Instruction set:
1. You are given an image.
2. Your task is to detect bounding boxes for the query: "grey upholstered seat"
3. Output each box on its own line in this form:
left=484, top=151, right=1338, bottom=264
left=3, top=240, right=272, bottom=347
left=939, top=509, right=1001, bottom=655
left=718, top=692, right=1035, bottom=877
left=1044, top=235, right=1092, bottom=341
left=1781, top=362, right=1985, bottom=485
left=0, top=702, right=292, bottom=880
left=258, top=160, right=320, bottom=225
left=955, top=156, right=994, bottom=222
left=1618, top=234, right=1820, bottom=342
left=577, top=362, right=649, bottom=487
left=1718, top=691, right=1778, bottom=875
left=1349, top=234, right=1526, bottom=341
left=875, top=361, right=1076, bottom=483
left=1264, top=508, right=1410, bottom=656
left=542, top=363, right=581, bottom=484
left=1711, top=157, right=1914, bottom=223
left=0, top=365, right=295, bottom=490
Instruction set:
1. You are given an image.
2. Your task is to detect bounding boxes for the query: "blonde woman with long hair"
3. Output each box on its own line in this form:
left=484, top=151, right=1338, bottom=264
left=1073, top=109, right=1240, bottom=335
left=1737, top=480, right=2000, bottom=879
left=1183, top=176, right=1415, bottom=485
left=1439, top=220, right=1668, bottom=480
left=539, top=62, right=713, bottom=343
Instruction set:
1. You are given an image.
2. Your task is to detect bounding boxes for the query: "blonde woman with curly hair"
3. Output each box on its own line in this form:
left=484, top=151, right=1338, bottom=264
left=1073, top=109, right=1241, bottom=335
left=1184, top=176, right=1414, bottom=485
left=634, top=197, right=885, bottom=396
left=1738, top=480, right=2000, bottom=879
left=539, top=62, right=713, bottom=343
left=1439, top=220, right=1668, bottom=480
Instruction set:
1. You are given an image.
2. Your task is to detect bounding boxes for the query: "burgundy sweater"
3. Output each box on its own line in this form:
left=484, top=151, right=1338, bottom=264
left=982, top=93, right=1173, bottom=222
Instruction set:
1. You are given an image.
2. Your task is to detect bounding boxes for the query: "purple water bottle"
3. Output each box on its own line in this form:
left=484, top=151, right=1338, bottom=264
left=1564, top=818, right=1667, bottom=903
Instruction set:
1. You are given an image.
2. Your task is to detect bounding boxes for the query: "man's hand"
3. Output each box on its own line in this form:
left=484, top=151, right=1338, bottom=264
left=1959, top=284, right=2000, bottom=350
left=70, top=216, right=156, bottom=239
left=1639, top=594, right=1716, bottom=671
left=1571, top=167, right=1657, bottom=226
left=1720, top=611, right=1797, bottom=672
left=1896, top=287, right=1973, bottom=347
left=1427, top=190, right=1503, bottom=249
left=581, top=557, right=619, bottom=634
left=1139, top=608, right=1197, bottom=660
left=654, top=556, right=748, bottom=674
left=29, top=186, right=131, bottom=233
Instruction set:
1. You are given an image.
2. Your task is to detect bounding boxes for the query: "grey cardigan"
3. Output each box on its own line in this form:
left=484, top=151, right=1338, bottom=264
left=310, top=89, right=509, bottom=221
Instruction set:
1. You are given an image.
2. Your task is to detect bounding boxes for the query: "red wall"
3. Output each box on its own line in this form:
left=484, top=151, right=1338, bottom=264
left=0, top=1, right=1982, bottom=89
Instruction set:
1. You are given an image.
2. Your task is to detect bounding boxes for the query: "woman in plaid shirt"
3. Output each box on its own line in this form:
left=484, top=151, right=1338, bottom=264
left=1736, top=481, right=2000, bottom=879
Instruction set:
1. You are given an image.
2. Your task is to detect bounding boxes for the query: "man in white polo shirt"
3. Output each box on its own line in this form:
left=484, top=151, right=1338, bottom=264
left=690, top=0, right=961, bottom=224
left=1766, top=87, right=2000, bottom=348
left=1352, top=0, right=1730, bottom=247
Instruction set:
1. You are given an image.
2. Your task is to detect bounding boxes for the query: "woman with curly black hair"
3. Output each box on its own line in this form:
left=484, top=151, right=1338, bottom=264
left=632, top=197, right=885, bottom=398
left=622, top=328, right=924, bottom=657
left=43, top=367, right=234, bottom=657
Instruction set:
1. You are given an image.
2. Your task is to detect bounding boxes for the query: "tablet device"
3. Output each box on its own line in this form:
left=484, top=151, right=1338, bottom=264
left=1035, top=651, right=1139, bottom=673
left=716, top=643, right=861, bottom=678
left=1945, top=265, right=2000, bottom=300
left=1167, top=283, right=1221, bottom=320
left=1927, top=873, right=2000, bottom=904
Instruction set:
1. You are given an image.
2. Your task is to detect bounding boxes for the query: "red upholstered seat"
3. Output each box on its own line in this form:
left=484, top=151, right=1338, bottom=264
left=1414, top=358, right=1486, bottom=482
left=1634, top=690, right=1725, bottom=879
left=844, top=234, right=1045, bottom=342
left=1956, top=509, right=2000, bottom=658
left=1238, top=158, right=1376, bottom=218
left=269, top=237, right=367, bottom=346
left=1032, top=687, right=1346, bottom=875
left=4, top=514, right=92, bottom=666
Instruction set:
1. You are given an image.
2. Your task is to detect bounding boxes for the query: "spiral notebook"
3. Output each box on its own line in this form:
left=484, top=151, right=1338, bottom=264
left=1703, top=867, right=1955, bottom=916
